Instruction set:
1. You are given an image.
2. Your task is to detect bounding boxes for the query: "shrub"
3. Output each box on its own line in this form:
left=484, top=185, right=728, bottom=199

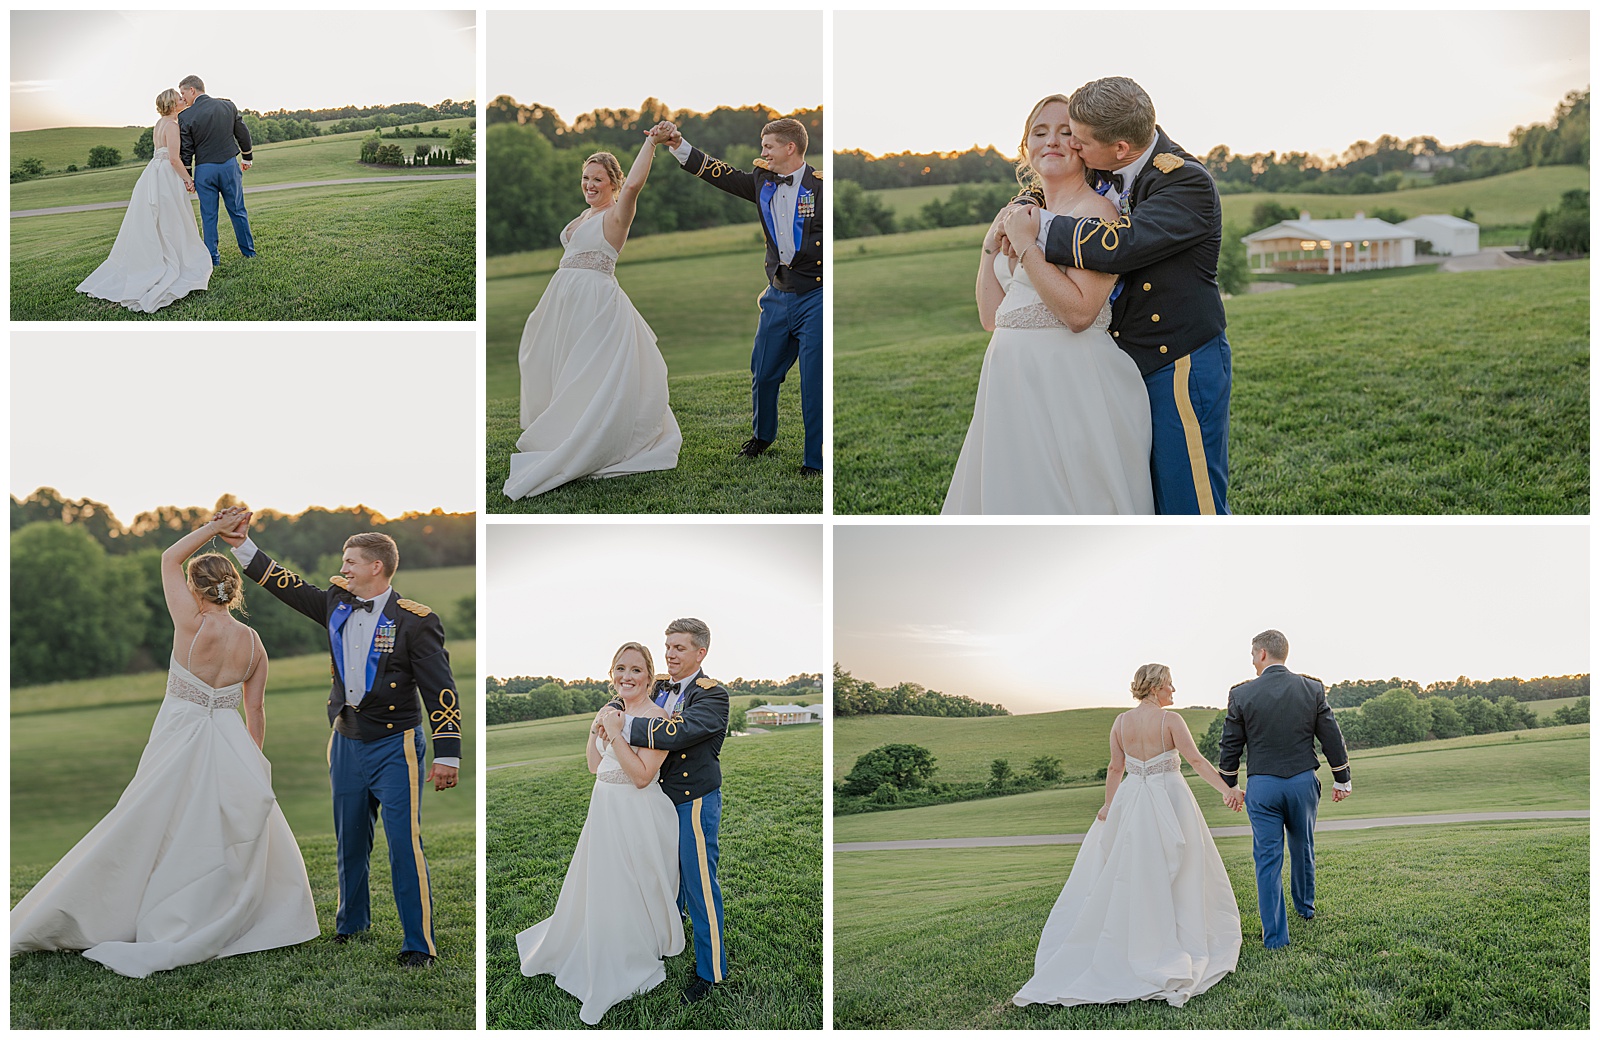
left=1027, top=755, right=1064, bottom=783
left=87, top=145, right=122, bottom=168
left=1529, top=190, right=1589, bottom=254
left=987, top=758, right=1014, bottom=791
left=841, top=743, right=937, bottom=796
left=375, top=144, right=405, bottom=166
left=871, top=782, right=899, bottom=804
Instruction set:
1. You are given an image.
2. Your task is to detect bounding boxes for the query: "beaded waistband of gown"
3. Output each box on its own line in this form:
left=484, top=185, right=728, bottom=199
left=597, top=768, right=633, bottom=785
left=1124, top=755, right=1181, bottom=777
left=994, top=301, right=1067, bottom=330
left=559, top=250, right=616, bottom=276
left=166, top=673, right=243, bottom=713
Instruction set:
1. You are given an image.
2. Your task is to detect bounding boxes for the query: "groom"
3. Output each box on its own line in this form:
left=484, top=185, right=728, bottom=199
left=1218, top=629, right=1352, bottom=949
left=652, top=117, right=823, bottom=477
left=1005, top=77, right=1230, bottom=515
left=613, top=618, right=731, bottom=1003
left=177, top=75, right=257, bottom=266
left=219, top=513, right=462, bottom=967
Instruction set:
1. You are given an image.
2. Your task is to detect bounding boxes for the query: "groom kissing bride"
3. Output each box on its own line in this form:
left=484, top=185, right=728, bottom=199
left=518, top=619, right=731, bottom=1024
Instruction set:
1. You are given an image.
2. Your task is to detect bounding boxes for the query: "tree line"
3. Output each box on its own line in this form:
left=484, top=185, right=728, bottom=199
left=832, top=665, right=1009, bottom=718
left=10, top=490, right=474, bottom=686
left=1326, top=673, right=1589, bottom=709
left=486, top=96, right=824, bottom=256
left=486, top=673, right=821, bottom=727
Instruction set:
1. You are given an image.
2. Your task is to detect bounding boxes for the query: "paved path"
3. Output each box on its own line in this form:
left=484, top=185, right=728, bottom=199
left=12, top=173, right=474, bottom=218
left=835, top=810, right=1589, bottom=852
left=1439, top=244, right=1540, bottom=272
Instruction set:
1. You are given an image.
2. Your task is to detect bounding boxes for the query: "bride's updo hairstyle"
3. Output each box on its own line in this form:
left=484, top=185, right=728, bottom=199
left=1014, top=93, right=1095, bottom=198
left=583, top=152, right=624, bottom=199
left=156, top=89, right=183, bottom=117
left=1130, top=663, right=1172, bottom=702
left=187, top=553, right=246, bottom=612
left=610, top=641, right=655, bottom=693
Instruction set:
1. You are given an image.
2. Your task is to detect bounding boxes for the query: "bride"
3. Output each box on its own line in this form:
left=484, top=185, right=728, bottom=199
left=1014, top=664, right=1242, bottom=1009
left=517, top=642, right=684, bottom=1023
left=943, top=95, right=1154, bottom=514
left=504, top=129, right=682, bottom=500
left=76, top=87, right=213, bottom=313
left=10, top=508, right=320, bottom=977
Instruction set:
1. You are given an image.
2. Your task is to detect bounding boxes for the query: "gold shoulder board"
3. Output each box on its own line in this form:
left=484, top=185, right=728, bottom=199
left=329, top=575, right=350, bottom=590
left=1152, top=153, right=1184, bottom=174
left=812, top=169, right=824, bottom=180
left=1302, top=674, right=1324, bottom=684
left=752, top=157, right=771, bottom=171
left=695, top=677, right=718, bottom=690
left=655, top=673, right=670, bottom=682
left=397, top=598, right=432, bottom=617
left=1229, top=679, right=1250, bottom=691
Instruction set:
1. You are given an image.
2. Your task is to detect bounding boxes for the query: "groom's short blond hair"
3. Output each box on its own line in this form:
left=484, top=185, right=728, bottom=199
left=666, top=617, right=710, bottom=651
left=344, top=532, right=399, bottom=578
left=179, top=75, right=205, bottom=94
left=1252, top=629, right=1289, bottom=661
left=1069, top=77, right=1156, bottom=150
left=761, top=118, right=808, bottom=157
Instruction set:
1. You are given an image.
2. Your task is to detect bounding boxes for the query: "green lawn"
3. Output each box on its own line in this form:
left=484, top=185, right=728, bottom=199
left=11, top=178, right=474, bottom=320
left=388, top=565, right=475, bottom=635
left=1528, top=695, right=1588, bottom=718
left=862, top=165, right=1589, bottom=231
left=486, top=724, right=822, bottom=1028
left=10, top=822, right=475, bottom=1029
left=487, top=225, right=823, bottom=514
left=10, top=642, right=477, bottom=867
left=11, top=126, right=474, bottom=209
left=834, top=822, right=1588, bottom=1029
left=834, top=726, right=1589, bottom=843
left=835, top=254, right=1588, bottom=514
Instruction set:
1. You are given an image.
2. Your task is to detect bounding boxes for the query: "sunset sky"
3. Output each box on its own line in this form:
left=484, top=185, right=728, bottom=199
left=835, top=524, right=1590, bottom=715
left=834, top=11, right=1589, bottom=159
left=10, top=11, right=475, bottom=131
left=487, top=11, right=822, bottom=125
left=487, top=524, right=823, bottom=684
left=10, top=331, right=477, bottom=522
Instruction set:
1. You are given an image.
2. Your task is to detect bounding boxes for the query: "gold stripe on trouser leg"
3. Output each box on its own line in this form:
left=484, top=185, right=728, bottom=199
left=327, top=730, right=335, bottom=767
left=1172, top=354, right=1218, bottom=515
left=690, top=798, right=724, bottom=982
left=401, top=728, right=437, bottom=956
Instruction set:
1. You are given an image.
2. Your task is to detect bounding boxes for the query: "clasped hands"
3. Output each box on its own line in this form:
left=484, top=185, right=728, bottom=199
left=591, top=706, right=626, bottom=740
left=1222, top=788, right=1244, bottom=812
left=643, top=120, right=682, bottom=150
left=206, top=505, right=251, bottom=543
left=988, top=202, right=1042, bottom=260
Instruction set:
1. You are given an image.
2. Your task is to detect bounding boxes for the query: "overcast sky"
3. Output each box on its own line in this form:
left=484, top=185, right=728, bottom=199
left=10, top=10, right=475, bottom=131
left=835, top=11, right=1589, bottom=158
left=10, top=331, right=477, bottom=522
left=835, top=524, right=1590, bottom=715
left=487, top=11, right=822, bottom=123
left=487, top=524, right=823, bottom=683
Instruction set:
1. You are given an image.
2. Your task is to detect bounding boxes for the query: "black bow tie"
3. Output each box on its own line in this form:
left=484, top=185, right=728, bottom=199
left=1105, top=173, right=1125, bottom=193
left=347, top=598, right=374, bottom=613
left=771, top=174, right=794, bottom=186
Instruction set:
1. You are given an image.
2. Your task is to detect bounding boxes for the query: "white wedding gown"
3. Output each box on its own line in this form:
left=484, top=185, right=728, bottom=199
left=9, top=630, right=319, bottom=978
left=1014, top=747, right=1240, bottom=1008
left=517, top=737, right=684, bottom=1024
left=76, top=130, right=213, bottom=313
left=504, top=213, right=682, bottom=499
left=942, top=251, right=1154, bottom=514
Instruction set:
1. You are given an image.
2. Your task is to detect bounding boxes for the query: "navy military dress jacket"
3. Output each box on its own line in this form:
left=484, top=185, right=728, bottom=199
left=243, top=550, right=462, bottom=761
left=178, top=94, right=254, bottom=171
left=1040, top=126, right=1226, bottom=376
left=622, top=674, right=730, bottom=805
left=1218, top=664, right=1350, bottom=788
left=680, top=145, right=823, bottom=296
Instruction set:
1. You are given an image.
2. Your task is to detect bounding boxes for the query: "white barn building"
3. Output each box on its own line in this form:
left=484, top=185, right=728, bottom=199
left=1243, top=211, right=1419, bottom=274
left=1397, top=214, right=1480, bottom=256
left=746, top=704, right=823, bottom=726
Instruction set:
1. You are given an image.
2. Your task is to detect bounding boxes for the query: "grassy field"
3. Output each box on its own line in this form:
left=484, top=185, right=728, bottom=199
left=9, top=639, right=478, bottom=1028
left=11, top=177, right=474, bottom=320
left=387, top=565, right=475, bottom=635
left=1528, top=695, right=1588, bottom=718
left=835, top=247, right=1588, bottom=513
left=487, top=224, right=823, bottom=513
left=834, top=725, right=1589, bottom=842
left=10, top=642, right=477, bottom=866
left=861, top=165, right=1589, bottom=231
left=485, top=721, right=822, bottom=1028
left=834, top=725, right=1589, bottom=1028
left=834, top=822, right=1588, bottom=1029
left=11, top=123, right=474, bottom=209
left=10, top=822, right=474, bottom=1029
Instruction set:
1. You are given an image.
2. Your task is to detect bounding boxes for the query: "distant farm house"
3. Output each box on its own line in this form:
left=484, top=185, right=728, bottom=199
left=747, top=704, right=823, bottom=726
left=1397, top=214, right=1481, bottom=256
left=1242, top=210, right=1478, bottom=274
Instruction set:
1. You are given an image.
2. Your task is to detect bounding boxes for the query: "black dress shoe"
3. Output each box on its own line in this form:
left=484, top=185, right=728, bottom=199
left=397, top=950, right=435, bottom=967
left=799, top=465, right=822, bottom=477
left=736, top=437, right=772, bottom=458
left=330, top=933, right=352, bottom=945
left=1298, top=912, right=1315, bottom=921
left=681, top=975, right=717, bottom=1004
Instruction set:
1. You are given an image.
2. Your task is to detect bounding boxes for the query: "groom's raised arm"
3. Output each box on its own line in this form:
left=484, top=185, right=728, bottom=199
left=231, top=538, right=328, bottom=623
left=1216, top=686, right=1247, bottom=788
left=672, top=139, right=762, bottom=204
left=625, top=682, right=729, bottom=751
left=1041, top=164, right=1218, bottom=274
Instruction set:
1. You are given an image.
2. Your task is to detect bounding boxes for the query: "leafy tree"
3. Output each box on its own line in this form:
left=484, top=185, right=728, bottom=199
left=1217, top=224, right=1250, bottom=295
left=1549, top=697, right=1589, bottom=726
left=134, top=127, right=154, bottom=161
left=987, top=758, right=1014, bottom=791
left=1454, top=695, right=1504, bottom=735
left=728, top=706, right=746, bottom=732
left=455, top=593, right=475, bottom=630
left=1529, top=190, right=1589, bottom=255
left=1424, top=696, right=1465, bottom=740
left=1496, top=696, right=1537, bottom=731
left=1357, top=688, right=1429, bottom=746
left=87, top=145, right=122, bottom=168
left=449, top=126, right=475, bottom=161
left=841, top=743, right=937, bottom=796
left=528, top=682, right=572, bottom=718
left=1368, top=207, right=1408, bottom=225
left=834, top=179, right=897, bottom=239
left=871, top=782, right=899, bottom=804
left=415, top=143, right=433, bottom=160
left=1027, top=755, right=1064, bottom=783
left=11, top=522, right=148, bottom=684
left=375, top=143, right=405, bottom=166
left=1249, top=201, right=1301, bottom=233
left=11, top=157, right=45, bottom=182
